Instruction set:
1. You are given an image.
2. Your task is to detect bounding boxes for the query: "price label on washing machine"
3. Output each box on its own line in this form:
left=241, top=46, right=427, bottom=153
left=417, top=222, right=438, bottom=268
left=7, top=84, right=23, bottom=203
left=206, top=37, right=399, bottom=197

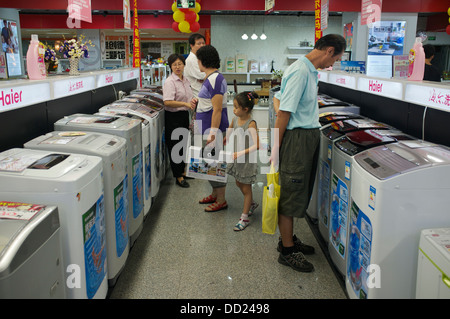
left=328, top=144, right=332, bottom=160
left=369, top=186, right=376, bottom=210
left=0, top=201, right=45, bottom=220
left=345, top=161, right=351, bottom=180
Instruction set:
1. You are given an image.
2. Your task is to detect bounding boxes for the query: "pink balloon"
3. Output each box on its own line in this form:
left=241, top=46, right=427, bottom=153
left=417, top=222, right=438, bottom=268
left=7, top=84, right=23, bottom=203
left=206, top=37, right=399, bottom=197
left=172, top=21, right=180, bottom=32
left=190, top=21, right=200, bottom=32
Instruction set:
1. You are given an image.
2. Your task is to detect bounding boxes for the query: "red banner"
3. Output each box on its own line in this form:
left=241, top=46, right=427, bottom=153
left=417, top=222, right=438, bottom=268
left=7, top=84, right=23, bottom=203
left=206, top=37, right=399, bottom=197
left=314, top=0, right=322, bottom=43
left=132, top=0, right=141, bottom=86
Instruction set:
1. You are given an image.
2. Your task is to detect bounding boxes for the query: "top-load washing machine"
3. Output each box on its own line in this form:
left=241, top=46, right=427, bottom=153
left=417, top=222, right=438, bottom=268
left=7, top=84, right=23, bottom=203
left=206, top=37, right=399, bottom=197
left=0, top=201, right=65, bottom=298
left=329, top=129, right=416, bottom=277
left=317, top=118, right=394, bottom=244
left=24, top=131, right=129, bottom=287
left=317, top=93, right=360, bottom=114
left=54, top=114, right=144, bottom=247
left=0, top=149, right=107, bottom=299
left=100, top=101, right=161, bottom=201
left=347, top=140, right=450, bottom=299
left=306, top=112, right=365, bottom=221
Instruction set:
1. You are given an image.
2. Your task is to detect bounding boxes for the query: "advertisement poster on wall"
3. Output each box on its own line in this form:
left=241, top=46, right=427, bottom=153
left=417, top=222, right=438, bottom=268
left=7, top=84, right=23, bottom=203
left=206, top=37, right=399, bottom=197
left=368, top=21, right=406, bottom=56
left=1, top=19, right=21, bottom=77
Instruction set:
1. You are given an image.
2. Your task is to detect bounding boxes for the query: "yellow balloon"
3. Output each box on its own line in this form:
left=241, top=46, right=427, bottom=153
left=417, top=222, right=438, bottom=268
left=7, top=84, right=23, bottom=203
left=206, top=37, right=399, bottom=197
left=173, top=10, right=185, bottom=23
left=448, top=7, right=450, bottom=16
left=172, top=2, right=178, bottom=12
left=179, top=20, right=191, bottom=33
left=195, top=13, right=199, bottom=22
left=194, top=2, right=201, bottom=13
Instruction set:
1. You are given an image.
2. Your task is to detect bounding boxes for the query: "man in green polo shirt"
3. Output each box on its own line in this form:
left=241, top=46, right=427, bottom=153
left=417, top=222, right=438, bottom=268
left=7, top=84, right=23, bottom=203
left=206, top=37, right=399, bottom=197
left=272, top=34, right=346, bottom=272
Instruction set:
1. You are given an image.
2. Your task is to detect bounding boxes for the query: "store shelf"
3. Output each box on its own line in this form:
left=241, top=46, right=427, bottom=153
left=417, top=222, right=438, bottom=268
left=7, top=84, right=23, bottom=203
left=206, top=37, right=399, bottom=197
left=0, top=68, right=140, bottom=113
left=287, top=46, right=313, bottom=50
left=223, top=72, right=273, bottom=83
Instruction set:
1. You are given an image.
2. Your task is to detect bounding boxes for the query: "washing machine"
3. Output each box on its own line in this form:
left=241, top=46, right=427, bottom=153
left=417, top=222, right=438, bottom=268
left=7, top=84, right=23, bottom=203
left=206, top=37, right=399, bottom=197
left=347, top=140, right=450, bottom=299
left=0, top=149, right=107, bottom=299
left=54, top=114, right=144, bottom=246
left=0, top=201, right=65, bottom=298
left=416, top=228, right=450, bottom=299
left=306, top=112, right=365, bottom=221
left=317, top=93, right=360, bottom=114
left=317, top=118, right=393, bottom=244
left=100, top=101, right=161, bottom=200
left=24, top=131, right=129, bottom=287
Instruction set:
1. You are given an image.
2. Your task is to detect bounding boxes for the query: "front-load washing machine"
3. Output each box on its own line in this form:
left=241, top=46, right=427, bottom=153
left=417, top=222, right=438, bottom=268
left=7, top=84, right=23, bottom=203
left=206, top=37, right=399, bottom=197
left=347, top=141, right=450, bottom=299
left=416, top=228, right=450, bottom=299
left=24, top=131, right=129, bottom=287
left=0, top=149, right=107, bottom=299
left=317, top=119, right=394, bottom=244
left=100, top=102, right=161, bottom=200
left=54, top=114, right=144, bottom=246
left=317, top=93, right=360, bottom=114
left=97, top=106, right=152, bottom=217
left=329, top=129, right=415, bottom=276
left=0, top=201, right=65, bottom=298
left=306, top=112, right=365, bottom=221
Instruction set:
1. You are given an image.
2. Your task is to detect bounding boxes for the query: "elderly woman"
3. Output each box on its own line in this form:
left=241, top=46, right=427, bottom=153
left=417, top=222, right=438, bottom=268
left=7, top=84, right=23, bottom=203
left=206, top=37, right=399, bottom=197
left=194, top=45, right=229, bottom=212
left=163, top=53, right=196, bottom=188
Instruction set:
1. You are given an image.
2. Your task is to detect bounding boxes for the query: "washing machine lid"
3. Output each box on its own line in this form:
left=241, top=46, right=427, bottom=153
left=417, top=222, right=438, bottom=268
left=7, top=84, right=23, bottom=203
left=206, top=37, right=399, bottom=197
left=100, top=105, right=158, bottom=119
left=319, top=113, right=364, bottom=126
left=355, top=141, right=450, bottom=180
left=60, top=114, right=132, bottom=130
left=330, top=119, right=391, bottom=133
left=335, top=129, right=415, bottom=156
left=317, top=94, right=350, bottom=107
left=0, top=202, right=59, bottom=276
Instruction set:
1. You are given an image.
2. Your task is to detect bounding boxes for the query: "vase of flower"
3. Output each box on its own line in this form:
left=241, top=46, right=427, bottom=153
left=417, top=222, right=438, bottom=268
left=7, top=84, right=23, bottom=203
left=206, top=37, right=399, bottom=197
left=69, top=57, right=80, bottom=76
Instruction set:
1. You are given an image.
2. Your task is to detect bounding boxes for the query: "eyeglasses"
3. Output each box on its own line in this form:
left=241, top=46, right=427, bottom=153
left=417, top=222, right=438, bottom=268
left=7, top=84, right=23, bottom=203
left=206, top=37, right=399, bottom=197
left=172, top=63, right=184, bottom=68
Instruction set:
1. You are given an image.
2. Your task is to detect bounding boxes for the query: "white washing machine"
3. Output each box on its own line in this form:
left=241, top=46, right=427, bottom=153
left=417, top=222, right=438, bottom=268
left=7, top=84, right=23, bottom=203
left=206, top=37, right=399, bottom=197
left=96, top=107, right=153, bottom=217
left=317, top=118, right=393, bottom=244
left=306, top=112, right=365, bottom=221
left=24, top=131, right=129, bottom=287
left=329, top=129, right=415, bottom=276
left=0, top=201, right=65, bottom=298
left=317, top=93, right=360, bottom=114
left=0, top=149, right=107, bottom=299
left=347, top=140, right=450, bottom=299
left=100, top=102, right=161, bottom=200
left=54, top=114, right=144, bottom=246
left=416, top=228, right=450, bottom=299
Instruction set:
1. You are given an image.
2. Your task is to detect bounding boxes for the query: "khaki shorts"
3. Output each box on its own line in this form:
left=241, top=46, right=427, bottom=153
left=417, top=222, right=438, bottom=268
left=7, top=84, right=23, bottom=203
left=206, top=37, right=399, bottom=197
left=278, top=128, right=320, bottom=218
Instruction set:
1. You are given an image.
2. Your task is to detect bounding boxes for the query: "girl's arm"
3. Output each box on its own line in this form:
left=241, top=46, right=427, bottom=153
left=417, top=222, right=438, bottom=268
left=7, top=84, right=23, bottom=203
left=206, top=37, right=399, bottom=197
left=223, top=118, right=234, bottom=145
left=234, top=120, right=259, bottom=159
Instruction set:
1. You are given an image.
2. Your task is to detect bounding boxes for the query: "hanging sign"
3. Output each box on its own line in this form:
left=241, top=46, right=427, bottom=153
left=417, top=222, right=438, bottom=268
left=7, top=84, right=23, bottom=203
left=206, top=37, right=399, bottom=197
left=361, top=0, right=382, bottom=26
left=177, top=0, right=195, bottom=8
left=265, top=0, right=275, bottom=14
left=314, top=0, right=322, bottom=43
left=67, top=0, right=92, bottom=23
left=321, top=0, right=329, bottom=31
left=123, top=0, right=131, bottom=30
left=132, top=0, right=141, bottom=86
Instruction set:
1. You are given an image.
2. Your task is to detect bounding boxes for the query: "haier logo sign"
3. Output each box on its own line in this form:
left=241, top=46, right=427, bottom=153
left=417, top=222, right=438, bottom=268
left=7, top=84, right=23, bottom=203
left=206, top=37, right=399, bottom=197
left=0, top=83, right=51, bottom=113
left=368, top=80, right=383, bottom=93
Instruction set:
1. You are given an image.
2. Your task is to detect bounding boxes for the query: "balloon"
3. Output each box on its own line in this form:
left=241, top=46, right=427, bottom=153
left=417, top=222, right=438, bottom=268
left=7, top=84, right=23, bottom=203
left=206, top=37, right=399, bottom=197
left=171, top=2, right=178, bottom=12
left=179, top=20, right=191, bottom=33
left=173, top=10, right=185, bottom=23
left=448, top=6, right=450, bottom=16
left=194, top=2, right=201, bottom=13
left=172, top=21, right=180, bottom=32
left=196, top=0, right=201, bottom=3
left=190, top=21, right=200, bottom=32
left=195, top=13, right=199, bottom=22
left=185, top=10, right=196, bottom=23
left=179, top=8, right=189, bottom=13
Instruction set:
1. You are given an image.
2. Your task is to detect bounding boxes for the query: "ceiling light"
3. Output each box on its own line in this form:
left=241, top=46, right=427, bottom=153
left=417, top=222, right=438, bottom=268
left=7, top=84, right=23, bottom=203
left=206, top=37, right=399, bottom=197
left=260, top=33, right=267, bottom=40
left=251, top=33, right=258, bottom=40
left=241, top=33, right=248, bottom=40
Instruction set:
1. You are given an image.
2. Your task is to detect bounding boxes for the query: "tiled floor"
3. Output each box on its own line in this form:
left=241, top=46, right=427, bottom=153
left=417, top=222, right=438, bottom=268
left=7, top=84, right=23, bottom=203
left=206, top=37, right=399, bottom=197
left=109, top=163, right=347, bottom=299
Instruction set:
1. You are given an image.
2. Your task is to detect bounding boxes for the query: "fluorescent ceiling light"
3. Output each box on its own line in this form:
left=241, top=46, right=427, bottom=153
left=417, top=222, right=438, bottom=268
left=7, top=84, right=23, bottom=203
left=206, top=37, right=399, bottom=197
left=251, top=33, right=258, bottom=40
left=242, top=33, right=248, bottom=40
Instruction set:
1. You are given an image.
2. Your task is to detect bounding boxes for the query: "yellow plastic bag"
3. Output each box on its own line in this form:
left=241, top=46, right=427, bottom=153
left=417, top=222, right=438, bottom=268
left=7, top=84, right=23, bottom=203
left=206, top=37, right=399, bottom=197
left=262, top=165, right=280, bottom=235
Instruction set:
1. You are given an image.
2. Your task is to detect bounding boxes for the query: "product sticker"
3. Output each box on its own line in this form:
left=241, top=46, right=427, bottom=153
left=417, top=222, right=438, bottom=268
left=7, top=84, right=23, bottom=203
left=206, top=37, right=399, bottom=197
left=369, top=185, right=376, bottom=210
left=132, top=151, right=144, bottom=218
left=327, top=144, right=332, bottom=160
left=82, top=195, right=107, bottom=299
left=345, top=161, right=351, bottom=180
left=114, top=177, right=129, bottom=257
left=0, top=154, right=44, bottom=172
left=317, top=159, right=331, bottom=227
left=41, top=135, right=77, bottom=145
left=0, top=201, right=45, bottom=220
left=347, top=200, right=373, bottom=299
left=330, top=173, right=349, bottom=259
left=145, top=144, right=151, bottom=201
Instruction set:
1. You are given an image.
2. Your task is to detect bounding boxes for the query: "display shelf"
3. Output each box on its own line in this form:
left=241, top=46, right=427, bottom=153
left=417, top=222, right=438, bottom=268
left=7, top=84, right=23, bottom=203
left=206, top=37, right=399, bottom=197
left=223, top=72, right=272, bottom=83
left=0, top=68, right=140, bottom=113
left=287, top=46, right=313, bottom=50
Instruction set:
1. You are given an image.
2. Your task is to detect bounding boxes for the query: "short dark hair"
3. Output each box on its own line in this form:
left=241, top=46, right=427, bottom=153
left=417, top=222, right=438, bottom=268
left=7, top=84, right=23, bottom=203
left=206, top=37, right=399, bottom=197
left=235, top=91, right=260, bottom=112
left=314, top=34, right=346, bottom=56
left=167, top=53, right=185, bottom=70
left=423, top=44, right=435, bottom=59
left=196, top=45, right=220, bottom=69
left=188, top=33, right=205, bottom=46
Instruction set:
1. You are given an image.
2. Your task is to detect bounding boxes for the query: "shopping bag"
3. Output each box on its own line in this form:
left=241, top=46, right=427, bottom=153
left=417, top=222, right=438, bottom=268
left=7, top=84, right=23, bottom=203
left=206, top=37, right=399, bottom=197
left=262, top=165, right=280, bottom=235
